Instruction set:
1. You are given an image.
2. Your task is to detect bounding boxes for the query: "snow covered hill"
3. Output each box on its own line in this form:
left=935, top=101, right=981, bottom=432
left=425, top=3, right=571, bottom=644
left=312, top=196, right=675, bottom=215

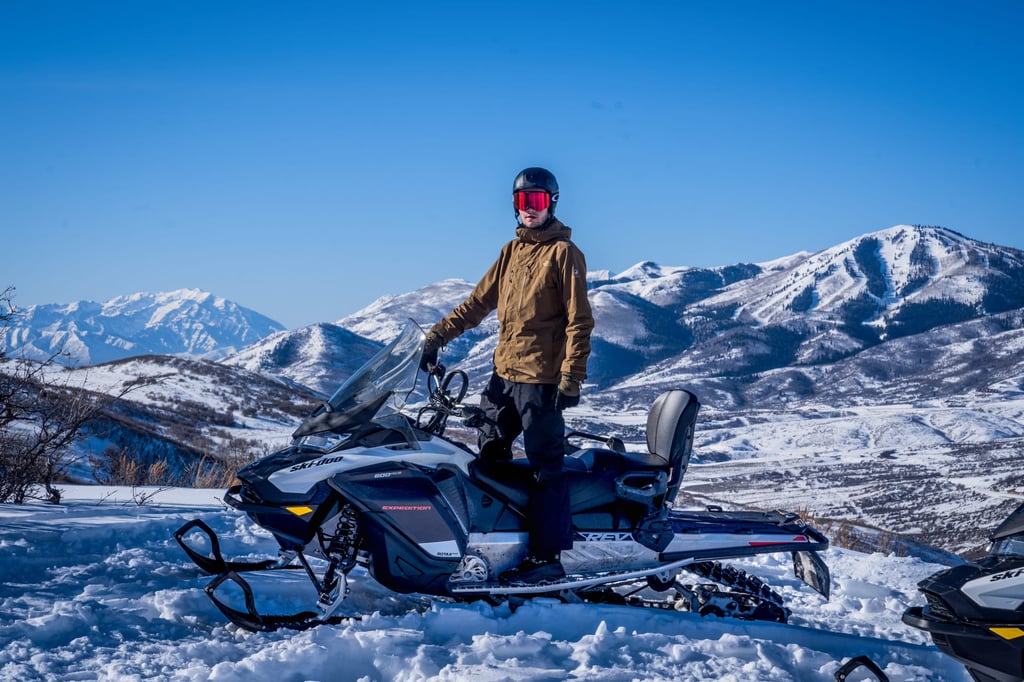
left=13, top=354, right=320, bottom=485
left=1, top=289, right=284, bottom=366
left=222, top=323, right=382, bottom=397
left=0, top=486, right=973, bottom=681
left=336, top=278, right=477, bottom=343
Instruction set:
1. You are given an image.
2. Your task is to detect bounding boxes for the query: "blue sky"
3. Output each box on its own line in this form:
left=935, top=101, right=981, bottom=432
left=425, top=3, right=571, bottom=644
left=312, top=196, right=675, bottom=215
left=3, top=1, right=1023, bottom=329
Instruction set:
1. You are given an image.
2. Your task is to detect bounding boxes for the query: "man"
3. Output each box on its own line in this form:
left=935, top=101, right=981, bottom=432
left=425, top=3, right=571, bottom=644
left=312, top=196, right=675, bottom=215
left=421, top=166, right=594, bottom=583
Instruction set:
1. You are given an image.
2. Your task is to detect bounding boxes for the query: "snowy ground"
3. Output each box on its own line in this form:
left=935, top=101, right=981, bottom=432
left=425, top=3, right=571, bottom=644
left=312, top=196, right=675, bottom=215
left=0, top=486, right=971, bottom=682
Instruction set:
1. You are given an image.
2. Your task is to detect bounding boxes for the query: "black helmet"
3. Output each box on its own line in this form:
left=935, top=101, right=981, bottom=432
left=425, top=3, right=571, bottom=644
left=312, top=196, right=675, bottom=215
left=513, top=167, right=559, bottom=215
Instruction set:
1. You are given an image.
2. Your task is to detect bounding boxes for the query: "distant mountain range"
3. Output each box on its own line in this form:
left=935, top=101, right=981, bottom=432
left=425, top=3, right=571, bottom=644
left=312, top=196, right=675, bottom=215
left=5, top=224, right=1024, bottom=555
left=342, top=224, right=1024, bottom=410
left=5, top=225, right=1024, bottom=405
left=1, top=289, right=284, bottom=366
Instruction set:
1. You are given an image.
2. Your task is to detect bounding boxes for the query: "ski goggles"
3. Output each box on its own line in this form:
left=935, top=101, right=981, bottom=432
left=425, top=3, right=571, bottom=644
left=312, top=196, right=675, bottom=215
left=513, top=191, right=551, bottom=212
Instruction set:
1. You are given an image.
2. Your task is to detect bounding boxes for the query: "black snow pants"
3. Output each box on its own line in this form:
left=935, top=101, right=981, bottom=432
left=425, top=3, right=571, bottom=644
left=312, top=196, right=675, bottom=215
left=477, top=372, right=572, bottom=558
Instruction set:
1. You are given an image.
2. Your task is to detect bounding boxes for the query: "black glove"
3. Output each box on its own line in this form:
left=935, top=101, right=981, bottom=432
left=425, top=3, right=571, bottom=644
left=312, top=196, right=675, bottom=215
left=555, top=374, right=581, bottom=411
left=420, top=331, right=443, bottom=372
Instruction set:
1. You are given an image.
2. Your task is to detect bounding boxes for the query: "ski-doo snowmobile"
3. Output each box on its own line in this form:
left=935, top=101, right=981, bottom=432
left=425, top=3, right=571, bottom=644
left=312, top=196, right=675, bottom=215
left=177, top=321, right=831, bottom=631
left=903, top=502, right=1024, bottom=682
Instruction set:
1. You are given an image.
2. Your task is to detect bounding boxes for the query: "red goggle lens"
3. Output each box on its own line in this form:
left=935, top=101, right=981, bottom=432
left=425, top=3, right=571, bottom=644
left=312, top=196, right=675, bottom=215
left=513, top=191, right=551, bottom=212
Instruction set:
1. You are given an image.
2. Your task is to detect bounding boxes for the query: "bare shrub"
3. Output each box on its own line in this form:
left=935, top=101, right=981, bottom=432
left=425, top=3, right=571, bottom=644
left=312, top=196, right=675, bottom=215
left=797, top=507, right=911, bottom=556
left=93, top=446, right=176, bottom=487
left=1, top=287, right=143, bottom=503
left=92, top=441, right=265, bottom=490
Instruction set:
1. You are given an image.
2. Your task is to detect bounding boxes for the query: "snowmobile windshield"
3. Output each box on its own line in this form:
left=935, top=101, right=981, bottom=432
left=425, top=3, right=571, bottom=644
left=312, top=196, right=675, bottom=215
left=992, top=536, right=1024, bottom=558
left=990, top=502, right=1024, bottom=557
left=292, top=321, right=426, bottom=438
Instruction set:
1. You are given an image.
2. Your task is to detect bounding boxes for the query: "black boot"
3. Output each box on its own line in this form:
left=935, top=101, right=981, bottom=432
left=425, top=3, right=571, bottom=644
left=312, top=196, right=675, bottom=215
left=500, top=555, right=566, bottom=585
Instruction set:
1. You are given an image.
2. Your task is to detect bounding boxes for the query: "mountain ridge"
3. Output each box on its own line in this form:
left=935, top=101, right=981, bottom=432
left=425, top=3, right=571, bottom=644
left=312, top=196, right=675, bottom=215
left=1, top=288, right=285, bottom=366
left=7, top=225, right=1024, bottom=404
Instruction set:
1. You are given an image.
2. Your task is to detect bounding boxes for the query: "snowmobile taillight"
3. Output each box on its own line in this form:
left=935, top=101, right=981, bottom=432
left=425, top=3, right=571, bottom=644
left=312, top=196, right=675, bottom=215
left=924, top=593, right=956, bottom=621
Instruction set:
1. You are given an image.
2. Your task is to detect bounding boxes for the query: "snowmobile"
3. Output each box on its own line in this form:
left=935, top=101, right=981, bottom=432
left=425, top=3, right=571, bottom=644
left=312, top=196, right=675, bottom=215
left=176, top=320, right=831, bottom=632
left=903, top=502, right=1024, bottom=682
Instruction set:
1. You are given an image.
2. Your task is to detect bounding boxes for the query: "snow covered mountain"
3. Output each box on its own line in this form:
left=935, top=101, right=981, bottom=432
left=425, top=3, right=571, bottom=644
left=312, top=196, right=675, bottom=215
left=336, top=278, right=477, bottom=343
left=222, top=322, right=382, bottom=396
left=334, top=225, right=1024, bottom=402
left=1, top=289, right=284, bottom=366
left=10, top=226, right=1020, bottom=398
left=654, top=225, right=1024, bottom=383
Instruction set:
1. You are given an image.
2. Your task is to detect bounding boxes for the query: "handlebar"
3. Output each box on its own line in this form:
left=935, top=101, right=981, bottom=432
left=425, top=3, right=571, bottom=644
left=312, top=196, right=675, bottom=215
left=416, top=367, right=471, bottom=435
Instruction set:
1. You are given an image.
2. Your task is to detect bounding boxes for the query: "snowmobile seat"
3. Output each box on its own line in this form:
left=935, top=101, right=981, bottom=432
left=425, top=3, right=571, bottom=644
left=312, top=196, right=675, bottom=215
left=566, top=389, right=699, bottom=477
left=466, top=390, right=699, bottom=514
left=644, top=389, right=700, bottom=500
left=566, top=389, right=699, bottom=491
left=469, top=452, right=625, bottom=513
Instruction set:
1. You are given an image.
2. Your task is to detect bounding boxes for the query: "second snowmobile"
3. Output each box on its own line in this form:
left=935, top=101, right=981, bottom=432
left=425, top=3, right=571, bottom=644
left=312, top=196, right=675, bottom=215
left=903, top=502, right=1024, bottom=682
left=177, top=321, right=830, bottom=631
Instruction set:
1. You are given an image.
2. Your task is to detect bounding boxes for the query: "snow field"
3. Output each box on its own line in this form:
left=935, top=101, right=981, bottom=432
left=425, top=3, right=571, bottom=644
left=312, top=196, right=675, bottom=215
left=0, top=487, right=971, bottom=681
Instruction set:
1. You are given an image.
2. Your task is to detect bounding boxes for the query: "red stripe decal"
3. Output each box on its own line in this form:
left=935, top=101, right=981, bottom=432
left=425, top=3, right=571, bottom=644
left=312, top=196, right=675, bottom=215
left=748, top=536, right=808, bottom=547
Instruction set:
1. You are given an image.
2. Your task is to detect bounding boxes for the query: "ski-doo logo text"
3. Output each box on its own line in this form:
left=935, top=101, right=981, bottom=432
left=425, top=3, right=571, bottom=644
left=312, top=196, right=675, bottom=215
left=289, top=456, right=344, bottom=472
left=990, top=568, right=1024, bottom=582
left=577, top=532, right=633, bottom=542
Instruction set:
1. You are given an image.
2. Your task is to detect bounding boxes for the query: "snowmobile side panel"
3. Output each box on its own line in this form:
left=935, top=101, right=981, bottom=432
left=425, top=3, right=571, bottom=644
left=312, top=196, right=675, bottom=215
left=328, top=463, right=466, bottom=556
left=962, top=565, right=1024, bottom=611
left=360, top=514, right=461, bottom=595
left=235, top=446, right=341, bottom=505
left=917, top=560, right=1024, bottom=622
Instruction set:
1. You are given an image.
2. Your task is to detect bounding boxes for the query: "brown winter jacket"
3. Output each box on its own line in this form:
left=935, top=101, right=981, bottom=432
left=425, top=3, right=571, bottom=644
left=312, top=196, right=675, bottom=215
left=431, top=218, right=593, bottom=384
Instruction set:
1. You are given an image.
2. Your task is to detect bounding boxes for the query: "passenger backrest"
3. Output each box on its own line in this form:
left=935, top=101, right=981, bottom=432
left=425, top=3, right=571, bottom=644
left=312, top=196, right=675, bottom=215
left=646, top=390, right=701, bottom=500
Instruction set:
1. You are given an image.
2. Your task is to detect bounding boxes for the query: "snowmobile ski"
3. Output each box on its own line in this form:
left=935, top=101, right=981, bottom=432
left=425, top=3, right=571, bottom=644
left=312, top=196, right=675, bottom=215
left=175, top=518, right=301, bottom=575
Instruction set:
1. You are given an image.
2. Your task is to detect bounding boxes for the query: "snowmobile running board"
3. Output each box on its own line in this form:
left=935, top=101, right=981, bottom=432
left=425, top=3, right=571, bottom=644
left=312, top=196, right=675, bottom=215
left=450, top=556, right=698, bottom=595
left=451, top=549, right=830, bottom=598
